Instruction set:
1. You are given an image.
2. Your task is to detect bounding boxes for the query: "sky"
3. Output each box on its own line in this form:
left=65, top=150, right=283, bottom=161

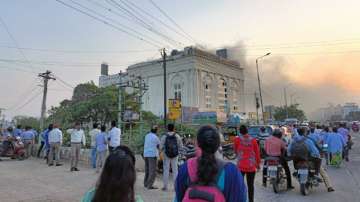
left=1, top=0, right=360, bottom=119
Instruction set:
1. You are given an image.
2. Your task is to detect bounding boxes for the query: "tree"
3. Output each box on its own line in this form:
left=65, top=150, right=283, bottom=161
left=274, top=104, right=306, bottom=121
left=13, top=116, right=40, bottom=131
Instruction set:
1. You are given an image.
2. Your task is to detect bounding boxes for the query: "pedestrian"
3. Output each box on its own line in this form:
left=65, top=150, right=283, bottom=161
left=95, top=125, right=108, bottom=173
left=174, top=125, right=247, bottom=202
left=160, top=123, right=183, bottom=191
left=67, top=122, right=86, bottom=172
left=14, top=125, right=22, bottom=137
left=234, top=125, right=261, bottom=202
left=90, top=123, right=100, bottom=169
left=81, top=145, right=144, bottom=202
left=108, top=121, right=121, bottom=153
left=21, top=126, right=35, bottom=158
left=48, top=124, right=62, bottom=166
left=44, top=124, right=53, bottom=163
left=338, top=123, right=351, bottom=161
left=326, top=127, right=346, bottom=167
left=143, top=125, right=160, bottom=189
left=37, top=128, right=46, bottom=158
left=262, top=129, right=294, bottom=189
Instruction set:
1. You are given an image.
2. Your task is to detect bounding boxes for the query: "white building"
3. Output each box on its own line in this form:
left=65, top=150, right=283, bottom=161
left=99, top=47, right=245, bottom=117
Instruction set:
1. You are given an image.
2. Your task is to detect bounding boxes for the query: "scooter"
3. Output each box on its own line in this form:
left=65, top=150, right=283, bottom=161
left=0, top=138, right=26, bottom=160
left=265, top=156, right=287, bottom=193
left=222, top=143, right=237, bottom=160
left=294, top=160, right=321, bottom=196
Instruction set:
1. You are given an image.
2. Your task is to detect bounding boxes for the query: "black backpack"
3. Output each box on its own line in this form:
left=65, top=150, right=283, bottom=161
left=164, top=134, right=179, bottom=158
left=290, top=138, right=309, bottom=160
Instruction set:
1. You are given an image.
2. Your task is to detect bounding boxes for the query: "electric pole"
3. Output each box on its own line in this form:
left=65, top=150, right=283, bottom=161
left=118, top=72, right=123, bottom=131
left=162, top=48, right=167, bottom=129
left=38, top=71, right=55, bottom=131
left=255, top=92, right=260, bottom=125
left=284, top=87, right=289, bottom=119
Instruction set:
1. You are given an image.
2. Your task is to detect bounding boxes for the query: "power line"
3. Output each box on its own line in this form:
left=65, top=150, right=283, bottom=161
left=54, top=0, right=162, bottom=48
left=0, top=65, right=38, bottom=74
left=54, top=75, right=75, bottom=89
left=148, top=0, right=196, bottom=43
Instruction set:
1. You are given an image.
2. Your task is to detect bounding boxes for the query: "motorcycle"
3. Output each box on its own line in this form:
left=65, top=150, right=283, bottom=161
left=265, top=156, right=287, bottom=193
left=0, top=138, right=26, bottom=160
left=294, top=160, right=321, bottom=196
left=222, top=143, right=237, bottom=160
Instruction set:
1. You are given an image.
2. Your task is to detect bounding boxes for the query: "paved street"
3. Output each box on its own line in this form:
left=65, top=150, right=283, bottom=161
left=0, top=135, right=359, bottom=202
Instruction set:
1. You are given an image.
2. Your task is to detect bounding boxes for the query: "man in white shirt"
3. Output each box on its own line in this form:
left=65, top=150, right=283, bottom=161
left=143, top=125, right=160, bottom=189
left=67, top=122, right=86, bottom=171
left=108, top=121, right=121, bottom=153
left=89, top=123, right=100, bottom=169
left=48, top=124, right=63, bottom=166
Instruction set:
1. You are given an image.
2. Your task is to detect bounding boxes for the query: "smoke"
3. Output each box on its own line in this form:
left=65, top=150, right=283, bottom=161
left=224, top=41, right=360, bottom=119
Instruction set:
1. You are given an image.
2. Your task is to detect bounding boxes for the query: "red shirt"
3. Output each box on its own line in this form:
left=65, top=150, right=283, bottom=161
left=264, top=136, right=286, bottom=157
left=234, top=134, right=261, bottom=172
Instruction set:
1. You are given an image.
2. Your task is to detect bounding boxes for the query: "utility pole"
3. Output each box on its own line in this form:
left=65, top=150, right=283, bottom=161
left=162, top=48, right=167, bottom=129
left=38, top=71, right=55, bottom=131
left=255, top=92, right=260, bottom=124
left=284, top=87, right=289, bottom=119
left=256, top=53, right=270, bottom=124
left=118, top=72, right=123, bottom=131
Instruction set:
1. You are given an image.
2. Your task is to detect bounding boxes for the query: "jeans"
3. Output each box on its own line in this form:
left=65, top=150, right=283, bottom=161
left=91, top=147, right=97, bottom=168
left=37, top=141, right=45, bottom=157
left=144, top=157, right=157, bottom=188
left=49, top=143, right=61, bottom=165
left=241, top=172, right=256, bottom=202
left=163, top=156, right=178, bottom=189
left=96, top=150, right=107, bottom=173
left=71, top=143, right=81, bottom=169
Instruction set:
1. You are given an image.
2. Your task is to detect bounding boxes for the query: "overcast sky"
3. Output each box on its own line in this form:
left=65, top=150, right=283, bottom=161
left=1, top=0, right=360, bottom=119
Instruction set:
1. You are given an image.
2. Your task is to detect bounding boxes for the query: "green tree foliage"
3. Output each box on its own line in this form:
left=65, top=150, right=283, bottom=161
left=13, top=116, right=40, bottom=131
left=273, top=104, right=306, bottom=121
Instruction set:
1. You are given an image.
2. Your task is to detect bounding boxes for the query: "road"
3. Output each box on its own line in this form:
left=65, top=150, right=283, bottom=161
left=0, top=134, right=359, bottom=202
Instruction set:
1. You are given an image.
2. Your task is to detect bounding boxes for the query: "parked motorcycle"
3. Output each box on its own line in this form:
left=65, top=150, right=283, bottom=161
left=294, top=160, right=321, bottom=195
left=222, top=143, right=237, bottom=160
left=265, top=156, right=287, bottom=193
left=0, top=137, right=26, bottom=160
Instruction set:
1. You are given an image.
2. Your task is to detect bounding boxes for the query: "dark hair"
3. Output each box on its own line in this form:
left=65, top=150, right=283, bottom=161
left=101, top=125, right=106, bottom=132
left=239, top=125, right=248, bottom=135
left=111, top=121, right=117, bottom=127
left=196, top=125, right=220, bottom=185
left=273, top=129, right=282, bottom=139
left=93, top=123, right=98, bottom=129
left=298, top=127, right=306, bottom=136
left=75, top=122, right=81, bottom=126
left=25, top=126, right=32, bottom=130
left=48, top=124, right=54, bottom=130
left=332, top=127, right=338, bottom=133
left=7, top=127, right=13, bottom=132
left=167, top=123, right=175, bottom=132
left=150, top=126, right=158, bottom=134
left=92, top=145, right=136, bottom=202
left=324, top=127, right=329, bottom=132
left=16, top=125, right=22, bottom=129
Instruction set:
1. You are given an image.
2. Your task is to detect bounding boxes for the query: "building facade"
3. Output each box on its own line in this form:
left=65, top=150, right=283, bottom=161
left=99, top=47, right=245, bottom=117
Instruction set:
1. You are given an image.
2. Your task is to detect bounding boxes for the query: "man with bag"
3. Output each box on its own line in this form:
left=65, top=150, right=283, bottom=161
left=160, top=123, right=183, bottom=191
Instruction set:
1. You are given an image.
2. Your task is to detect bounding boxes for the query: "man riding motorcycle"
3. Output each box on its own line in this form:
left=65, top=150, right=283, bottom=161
left=288, top=127, right=335, bottom=192
left=262, top=129, right=294, bottom=190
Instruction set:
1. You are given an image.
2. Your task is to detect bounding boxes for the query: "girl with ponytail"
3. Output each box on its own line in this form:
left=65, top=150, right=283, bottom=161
left=174, top=125, right=247, bottom=202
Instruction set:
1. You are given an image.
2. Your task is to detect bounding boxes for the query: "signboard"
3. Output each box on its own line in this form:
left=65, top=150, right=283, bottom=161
left=168, top=99, right=181, bottom=120
left=248, top=112, right=258, bottom=120
left=123, top=110, right=140, bottom=122
left=182, top=107, right=199, bottom=123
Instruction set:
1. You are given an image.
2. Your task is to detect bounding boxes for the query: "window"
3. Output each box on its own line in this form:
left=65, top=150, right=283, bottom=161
left=218, top=79, right=228, bottom=112
left=205, top=82, right=212, bottom=108
left=174, top=83, right=182, bottom=100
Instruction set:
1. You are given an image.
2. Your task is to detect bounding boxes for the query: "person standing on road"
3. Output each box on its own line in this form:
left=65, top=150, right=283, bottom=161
left=174, top=125, right=247, bottom=202
left=14, top=125, right=23, bottom=138
left=48, top=124, right=63, bottom=166
left=21, top=126, right=35, bottom=158
left=143, top=125, right=160, bottom=190
left=234, top=125, right=261, bottom=202
left=108, top=121, right=121, bottom=153
left=81, top=145, right=144, bottom=202
left=160, top=123, right=183, bottom=191
left=326, top=127, right=346, bottom=166
left=67, top=122, right=86, bottom=172
left=95, top=125, right=108, bottom=173
left=37, top=127, right=46, bottom=158
left=44, top=124, right=53, bottom=163
left=89, top=123, right=100, bottom=169
left=338, top=123, right=351, bottom=161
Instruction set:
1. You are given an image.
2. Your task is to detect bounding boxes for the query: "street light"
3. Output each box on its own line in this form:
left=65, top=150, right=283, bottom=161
left=256, top=52, right=271, bottom=124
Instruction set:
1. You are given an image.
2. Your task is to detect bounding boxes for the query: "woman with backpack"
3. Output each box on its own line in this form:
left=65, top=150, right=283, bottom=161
left=174, top=125, right=247, bottom=202
left=234, top=125, right=261, bottom=202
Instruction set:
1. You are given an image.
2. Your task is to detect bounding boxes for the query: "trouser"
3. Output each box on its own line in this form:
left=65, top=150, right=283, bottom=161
left=320, top=166, right=333, bottom=188
left=96, top=150, right=107, bottom=172
left=71, top=143, right=81, bottom=168
left=144, top=157, right=157, bottom=188
left=241, top=171, right=256, bottom=202
left=91, top=147, right=97, bottom=168
left=1, top=141, right=11, bottom=155
left=24, top=140, right=33, bottom=158
left=37, top=141, right=45, bottom=157
left=263, top=157, right=292, bottom=187
left=49, top=143, right=61, bottom=165
left=163, top=156, right=178, bottom=189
